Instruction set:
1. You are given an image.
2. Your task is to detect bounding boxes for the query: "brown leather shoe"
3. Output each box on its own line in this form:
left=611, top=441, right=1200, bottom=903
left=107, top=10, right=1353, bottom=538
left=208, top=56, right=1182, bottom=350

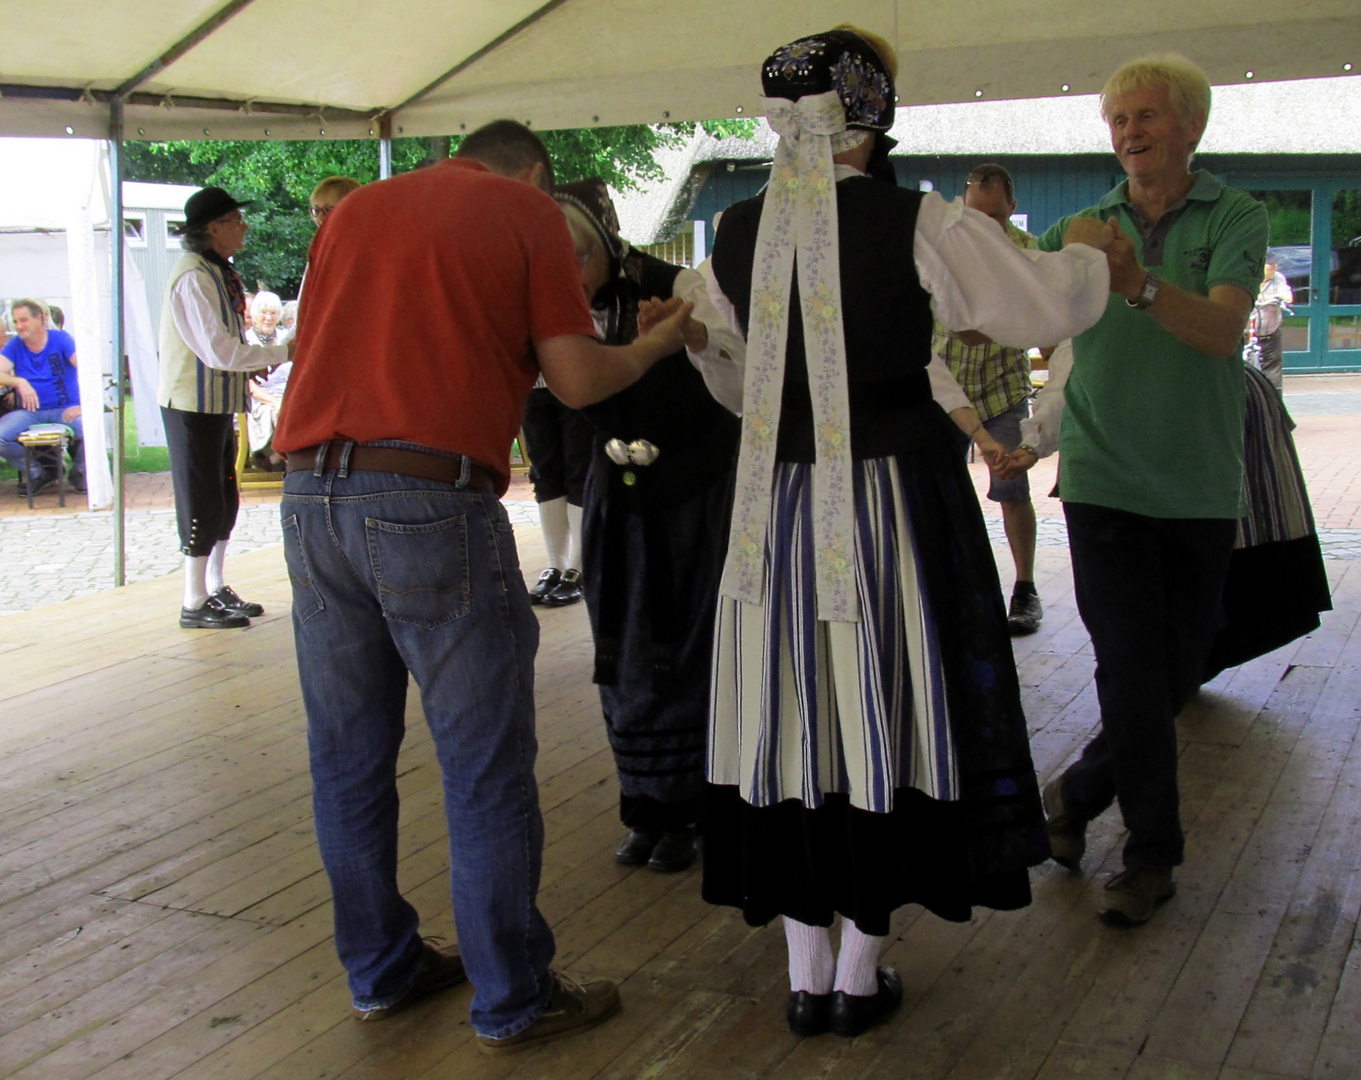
left=475, top=970, right=620, bottom=1055
left=1100, top=867, right=1176, bottom=927
left=353, top=941, right=467, bottom=1021
left=1042, top=776, right=1086, bottom=871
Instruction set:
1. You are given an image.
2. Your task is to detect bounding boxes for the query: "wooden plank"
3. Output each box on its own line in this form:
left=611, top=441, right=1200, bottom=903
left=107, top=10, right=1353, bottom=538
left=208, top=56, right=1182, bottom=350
left=1053, top=663, right=1333, bottom=1074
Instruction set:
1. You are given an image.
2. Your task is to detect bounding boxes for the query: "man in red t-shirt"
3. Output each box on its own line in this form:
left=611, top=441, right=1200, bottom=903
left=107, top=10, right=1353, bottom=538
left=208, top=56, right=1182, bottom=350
left=275, top=121, right=690, bottom=1054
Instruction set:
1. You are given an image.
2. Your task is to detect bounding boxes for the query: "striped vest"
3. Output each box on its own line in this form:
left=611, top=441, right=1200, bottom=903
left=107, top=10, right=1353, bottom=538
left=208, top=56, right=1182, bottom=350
left=157, top=253, right=251, bottom=414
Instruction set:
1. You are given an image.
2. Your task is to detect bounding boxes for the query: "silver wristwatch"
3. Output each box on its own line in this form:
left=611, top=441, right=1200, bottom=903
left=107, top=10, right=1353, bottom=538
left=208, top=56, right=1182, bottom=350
left=1126, top=271, right=1160, bottom=310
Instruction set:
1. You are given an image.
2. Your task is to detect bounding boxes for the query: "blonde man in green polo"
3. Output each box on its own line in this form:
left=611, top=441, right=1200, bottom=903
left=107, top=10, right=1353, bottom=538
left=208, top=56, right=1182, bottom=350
left=1014, top=54, right=1267, bottom=925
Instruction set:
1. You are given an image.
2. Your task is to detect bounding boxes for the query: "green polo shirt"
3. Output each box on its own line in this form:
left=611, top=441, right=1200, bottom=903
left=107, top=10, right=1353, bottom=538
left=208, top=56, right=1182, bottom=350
left=1038, top=171, right=1267, bottom=519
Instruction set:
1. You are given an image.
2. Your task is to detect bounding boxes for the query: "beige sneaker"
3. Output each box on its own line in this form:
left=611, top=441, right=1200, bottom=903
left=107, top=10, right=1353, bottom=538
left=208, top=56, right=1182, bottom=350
left=1042, top=776, right=1086, bottom=870
left=1100, top=867, right=1176, bottom=926
left=475, top=970, right=621, bottom=1055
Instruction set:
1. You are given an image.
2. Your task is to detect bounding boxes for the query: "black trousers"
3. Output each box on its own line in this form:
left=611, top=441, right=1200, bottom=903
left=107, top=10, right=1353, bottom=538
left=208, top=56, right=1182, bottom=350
left=162, top=407, right=240, bottom=557
left=1061, top=501, right=1236, bottom=869
left=521, top=387, right=592, bottom=505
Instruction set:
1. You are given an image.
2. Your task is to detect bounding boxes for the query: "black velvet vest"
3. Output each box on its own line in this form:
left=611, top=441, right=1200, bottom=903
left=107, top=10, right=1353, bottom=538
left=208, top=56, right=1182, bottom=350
left=711, top=176, right=950, bottom=461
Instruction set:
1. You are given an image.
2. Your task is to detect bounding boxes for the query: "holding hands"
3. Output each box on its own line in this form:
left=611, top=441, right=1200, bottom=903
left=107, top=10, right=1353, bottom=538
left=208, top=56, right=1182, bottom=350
left=638, top=296, right=705, bottom=352
left=1102, top=217, right=1146, bottom=299
left=1061, top=215, right=1148, bottom=302
left=1061, top=217, right=1115, bottom=251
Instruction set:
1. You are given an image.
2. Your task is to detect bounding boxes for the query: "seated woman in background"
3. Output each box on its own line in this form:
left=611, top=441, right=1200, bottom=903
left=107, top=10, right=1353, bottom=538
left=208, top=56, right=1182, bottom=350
left=245, top=291, right=291, bottom=469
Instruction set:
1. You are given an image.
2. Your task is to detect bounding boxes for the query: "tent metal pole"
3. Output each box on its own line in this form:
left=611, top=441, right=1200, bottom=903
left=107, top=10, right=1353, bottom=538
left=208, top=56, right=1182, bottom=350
left=110, top=97, right=127, bottom=587
left=379, top=114, right=393, bottom=179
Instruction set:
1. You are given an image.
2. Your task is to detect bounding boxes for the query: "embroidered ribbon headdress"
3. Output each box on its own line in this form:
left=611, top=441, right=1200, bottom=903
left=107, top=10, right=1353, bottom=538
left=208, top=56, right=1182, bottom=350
left=720, top=29, right=897, bottom=623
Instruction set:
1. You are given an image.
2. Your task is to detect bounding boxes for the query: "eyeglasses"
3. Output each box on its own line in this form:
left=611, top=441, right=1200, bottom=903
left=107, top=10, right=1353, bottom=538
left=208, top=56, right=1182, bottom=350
left=310, top=204, right=337, bottom=220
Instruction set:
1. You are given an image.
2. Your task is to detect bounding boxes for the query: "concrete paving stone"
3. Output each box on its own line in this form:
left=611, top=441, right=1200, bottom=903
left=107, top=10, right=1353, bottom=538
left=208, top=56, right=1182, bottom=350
left=0, top=499, right=544, bottom=616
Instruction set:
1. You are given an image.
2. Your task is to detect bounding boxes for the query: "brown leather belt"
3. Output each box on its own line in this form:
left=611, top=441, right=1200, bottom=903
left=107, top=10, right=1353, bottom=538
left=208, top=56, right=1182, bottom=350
left=285, top=444, right=498, bottom=493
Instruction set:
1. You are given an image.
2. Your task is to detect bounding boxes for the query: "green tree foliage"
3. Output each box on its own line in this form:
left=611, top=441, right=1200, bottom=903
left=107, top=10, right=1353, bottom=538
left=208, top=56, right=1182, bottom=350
left=1332, top=188, right=1361, bottom=248
left=124, top=120, right=755, bottom=298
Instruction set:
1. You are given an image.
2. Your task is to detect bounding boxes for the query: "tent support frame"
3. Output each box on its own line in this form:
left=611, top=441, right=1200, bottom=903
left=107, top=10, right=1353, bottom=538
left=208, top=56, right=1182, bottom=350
left=109, top=97, right=127, bottom=586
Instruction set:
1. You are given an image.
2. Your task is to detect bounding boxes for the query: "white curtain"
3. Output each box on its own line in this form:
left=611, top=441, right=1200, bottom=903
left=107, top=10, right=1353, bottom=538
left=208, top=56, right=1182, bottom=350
left=64, top=142, right=113, bottom=510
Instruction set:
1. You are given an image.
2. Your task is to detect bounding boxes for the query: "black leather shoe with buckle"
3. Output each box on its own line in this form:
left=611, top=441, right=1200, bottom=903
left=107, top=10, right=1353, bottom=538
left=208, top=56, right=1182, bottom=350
left=528, top=568, right=561, bottom=605
left=180, top=596, right=251, bottom=629
left=213, top=585, right=264, bottom=617
left=543, top=568, right=583, bottom=607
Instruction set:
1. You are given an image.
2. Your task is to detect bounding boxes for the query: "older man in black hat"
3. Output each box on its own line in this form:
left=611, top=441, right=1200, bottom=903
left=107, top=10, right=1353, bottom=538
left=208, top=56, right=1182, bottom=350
left=158, top=186, right=290, bottom=629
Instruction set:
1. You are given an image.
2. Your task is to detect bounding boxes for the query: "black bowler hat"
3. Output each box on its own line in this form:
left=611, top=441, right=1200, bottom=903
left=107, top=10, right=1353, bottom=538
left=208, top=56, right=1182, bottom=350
left=175, top=186, right=252, bottom=233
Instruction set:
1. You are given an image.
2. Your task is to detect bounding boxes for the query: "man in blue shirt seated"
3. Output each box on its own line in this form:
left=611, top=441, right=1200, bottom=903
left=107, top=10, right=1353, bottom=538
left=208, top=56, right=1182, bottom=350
left=0, top=299, right=85, bottom=495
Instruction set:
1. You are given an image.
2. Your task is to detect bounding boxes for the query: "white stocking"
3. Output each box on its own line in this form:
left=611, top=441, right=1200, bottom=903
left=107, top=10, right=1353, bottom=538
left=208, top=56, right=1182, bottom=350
left=783, top=916, right=834, bottom=995
left=539, top=497, right=568, bottom=569
left=206, top=540, right=229, bottom=595
left=565, top=501, right=584, bottom=572
left=183, top=555, right=210, bottom=610
left=833, top=916, right=883, bottom=997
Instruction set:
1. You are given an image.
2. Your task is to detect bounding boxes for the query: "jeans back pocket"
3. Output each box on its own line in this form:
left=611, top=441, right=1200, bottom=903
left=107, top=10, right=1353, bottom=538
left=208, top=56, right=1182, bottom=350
left=367, top=513, right=472, bottom=629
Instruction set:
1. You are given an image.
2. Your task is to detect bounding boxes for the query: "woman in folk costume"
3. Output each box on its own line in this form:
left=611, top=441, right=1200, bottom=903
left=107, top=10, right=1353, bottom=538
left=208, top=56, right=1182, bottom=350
left=553, top=179, right=744, bottom=873
left=688, top=27, right=1113, bottom=1038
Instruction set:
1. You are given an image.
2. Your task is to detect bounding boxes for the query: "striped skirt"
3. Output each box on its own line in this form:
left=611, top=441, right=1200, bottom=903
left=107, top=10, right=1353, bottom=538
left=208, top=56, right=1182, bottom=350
left=701, top=449, right=1049, bottom=934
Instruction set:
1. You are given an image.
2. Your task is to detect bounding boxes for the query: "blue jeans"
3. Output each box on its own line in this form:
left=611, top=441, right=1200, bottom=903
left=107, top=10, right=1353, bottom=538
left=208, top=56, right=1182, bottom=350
left=0, top=408, right=84, bottom=478
left=1061, top=502, right=1236, bottom=869
left=282, top=456, right=555, bottom=1038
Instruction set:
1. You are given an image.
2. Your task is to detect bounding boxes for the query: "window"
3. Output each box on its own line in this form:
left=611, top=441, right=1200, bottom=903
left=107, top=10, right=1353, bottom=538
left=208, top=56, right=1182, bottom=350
left=123, top=213, right=147, bottom=248
left=165, top=217, right=186, bottom=249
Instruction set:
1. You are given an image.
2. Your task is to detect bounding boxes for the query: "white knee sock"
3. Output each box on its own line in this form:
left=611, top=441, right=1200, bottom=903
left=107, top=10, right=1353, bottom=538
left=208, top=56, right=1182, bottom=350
left=206, top=540, right=229, bottom=594
left=539, top=497, right=568, bottom=569
left=833, top=917, right=884, bottom=996
left=784, top=916, right=834, bottom=995
left=183, top=555, right=210, bottom=610
left=565, top=501, right=584, bottom=572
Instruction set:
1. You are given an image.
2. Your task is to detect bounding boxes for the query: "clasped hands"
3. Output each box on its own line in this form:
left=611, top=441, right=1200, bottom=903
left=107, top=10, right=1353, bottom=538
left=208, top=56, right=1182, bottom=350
left=1063, top=215, right=1146, bottom=300
left=637, top=296, right=705, bottom=352
left=972, top=427, right=1036, bottom=481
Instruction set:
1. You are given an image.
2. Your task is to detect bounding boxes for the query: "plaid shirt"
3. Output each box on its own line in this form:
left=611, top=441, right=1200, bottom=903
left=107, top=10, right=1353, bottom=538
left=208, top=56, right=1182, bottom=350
left=931, top=222, right=1037, bottom=421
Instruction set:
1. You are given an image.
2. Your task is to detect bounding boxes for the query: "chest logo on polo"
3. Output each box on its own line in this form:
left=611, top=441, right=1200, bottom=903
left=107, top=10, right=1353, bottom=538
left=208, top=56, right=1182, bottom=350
left=1184, top=247, right=1211, bottom=272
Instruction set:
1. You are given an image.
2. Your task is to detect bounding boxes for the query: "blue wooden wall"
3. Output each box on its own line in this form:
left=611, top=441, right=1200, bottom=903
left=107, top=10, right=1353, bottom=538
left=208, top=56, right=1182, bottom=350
left=691, top=153, right=1361, bottom=249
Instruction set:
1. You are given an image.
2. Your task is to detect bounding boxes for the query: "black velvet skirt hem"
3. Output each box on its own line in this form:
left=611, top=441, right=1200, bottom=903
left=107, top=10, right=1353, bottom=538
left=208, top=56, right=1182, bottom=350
left=700, top=783, right=1044, bottom=937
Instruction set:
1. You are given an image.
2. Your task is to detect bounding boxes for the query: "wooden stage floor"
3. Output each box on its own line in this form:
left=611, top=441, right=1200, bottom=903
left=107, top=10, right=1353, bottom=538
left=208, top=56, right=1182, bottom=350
left=0, top=529, right=1357, bottom=1080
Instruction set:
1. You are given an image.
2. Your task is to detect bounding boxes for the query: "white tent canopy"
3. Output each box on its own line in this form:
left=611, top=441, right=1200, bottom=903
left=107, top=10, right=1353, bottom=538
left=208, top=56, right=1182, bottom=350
left=2, top=0, right=1358, bottom=141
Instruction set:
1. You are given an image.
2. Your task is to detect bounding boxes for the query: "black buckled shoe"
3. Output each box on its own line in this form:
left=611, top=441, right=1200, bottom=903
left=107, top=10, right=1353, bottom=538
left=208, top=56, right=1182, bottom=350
left=829, top=967, right=903, bottom=1038
left=614, top=829, right=660, bottom=866
left=647, top=828, right=698, bottom=873
left=528, top=568, right=561, bottom=605
left=212, top=585, right=264, bottom=617
left=786, top=991, right=832, bottom=1036
left=180, top=596, right=251, bottom=629
left=542, top=568, right=583, bottom=607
